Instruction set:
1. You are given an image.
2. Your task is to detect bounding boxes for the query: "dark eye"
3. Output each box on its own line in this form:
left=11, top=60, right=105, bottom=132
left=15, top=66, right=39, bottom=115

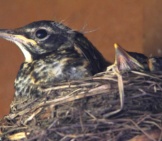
left=35, top=29, right=48, bottom=39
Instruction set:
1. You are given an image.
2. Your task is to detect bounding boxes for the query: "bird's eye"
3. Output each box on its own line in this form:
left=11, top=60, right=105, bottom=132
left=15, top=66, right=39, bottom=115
left=35, top=29, right=48, bottom=39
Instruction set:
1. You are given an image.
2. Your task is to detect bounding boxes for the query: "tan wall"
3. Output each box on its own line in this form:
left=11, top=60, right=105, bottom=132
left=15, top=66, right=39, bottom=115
left=0, top=0, right=161, bottom=118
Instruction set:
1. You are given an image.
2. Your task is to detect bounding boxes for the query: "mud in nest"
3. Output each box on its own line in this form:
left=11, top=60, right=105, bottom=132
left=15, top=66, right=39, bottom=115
left=0, top=70, right=162, bottom=141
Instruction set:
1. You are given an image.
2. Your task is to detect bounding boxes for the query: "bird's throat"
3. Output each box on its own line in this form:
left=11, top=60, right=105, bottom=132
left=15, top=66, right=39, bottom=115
left=15, top=41, right=33, bottom=62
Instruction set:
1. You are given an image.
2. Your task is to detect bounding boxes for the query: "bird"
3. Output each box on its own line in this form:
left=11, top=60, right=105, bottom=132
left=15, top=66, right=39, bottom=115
left=114, top=43, right=149, bottom=72
left=148, top=57, right=162, bottom=72
left=0, top=20, right=110, bottom=97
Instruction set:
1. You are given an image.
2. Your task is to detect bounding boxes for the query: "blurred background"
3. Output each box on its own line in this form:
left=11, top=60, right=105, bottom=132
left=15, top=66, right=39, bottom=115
left=0, top=0, right=162, bottom=118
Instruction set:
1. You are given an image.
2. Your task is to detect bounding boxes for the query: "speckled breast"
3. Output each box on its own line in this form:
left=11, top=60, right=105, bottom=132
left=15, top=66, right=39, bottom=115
left=14, top=55, right=91, bottom=97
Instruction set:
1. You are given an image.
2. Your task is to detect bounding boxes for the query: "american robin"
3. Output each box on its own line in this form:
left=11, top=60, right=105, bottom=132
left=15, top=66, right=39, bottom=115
left=148, top=57, right=162, bottom=72
left=0, top=20, right=109, bottom=97
left=114, top=43, right=149, bottom=72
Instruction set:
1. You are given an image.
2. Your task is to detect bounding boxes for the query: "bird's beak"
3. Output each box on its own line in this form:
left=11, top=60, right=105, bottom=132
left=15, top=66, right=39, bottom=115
left=0, top=29, right=17, bottom=42
left=114, top=43, right=144, bottom=72
left=0, top=29, right=35, bottom=62
left=0, top=29, right=36, bottom=45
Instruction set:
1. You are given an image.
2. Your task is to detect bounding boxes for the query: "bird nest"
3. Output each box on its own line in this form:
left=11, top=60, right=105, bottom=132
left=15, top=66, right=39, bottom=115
left=0, top=69, right=162, bottom=141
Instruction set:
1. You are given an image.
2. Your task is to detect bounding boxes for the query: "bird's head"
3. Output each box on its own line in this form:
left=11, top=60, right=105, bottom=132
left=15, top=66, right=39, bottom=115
left=0, top=20, right=75, bottom=62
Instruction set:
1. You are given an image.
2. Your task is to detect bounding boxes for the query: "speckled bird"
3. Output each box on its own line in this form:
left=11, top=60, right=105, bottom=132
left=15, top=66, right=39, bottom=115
left=0, top=20, right=109, bottom=97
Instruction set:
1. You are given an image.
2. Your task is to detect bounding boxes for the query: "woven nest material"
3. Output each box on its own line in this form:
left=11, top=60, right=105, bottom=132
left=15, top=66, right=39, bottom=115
left=0, top=69, right=162, bottom=141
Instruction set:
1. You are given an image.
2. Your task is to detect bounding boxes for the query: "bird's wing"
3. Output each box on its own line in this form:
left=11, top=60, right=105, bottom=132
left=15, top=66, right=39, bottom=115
left=74, top=32, right=110, bottom=74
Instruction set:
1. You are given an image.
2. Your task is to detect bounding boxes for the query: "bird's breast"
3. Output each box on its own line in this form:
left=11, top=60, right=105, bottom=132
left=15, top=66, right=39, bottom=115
left=14, top=56, right=91, bottom=97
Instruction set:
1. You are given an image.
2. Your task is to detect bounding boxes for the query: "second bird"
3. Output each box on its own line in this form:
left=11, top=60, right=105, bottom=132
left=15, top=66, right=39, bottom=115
left=0, top=20, right=109, bottom=97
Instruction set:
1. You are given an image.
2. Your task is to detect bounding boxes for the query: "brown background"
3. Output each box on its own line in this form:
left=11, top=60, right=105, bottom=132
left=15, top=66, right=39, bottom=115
left=0, top=0, right=162, bottom=118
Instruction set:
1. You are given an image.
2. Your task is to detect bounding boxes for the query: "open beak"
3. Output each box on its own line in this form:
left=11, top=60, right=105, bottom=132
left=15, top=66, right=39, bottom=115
left=114, top=43, right=144, bottom=72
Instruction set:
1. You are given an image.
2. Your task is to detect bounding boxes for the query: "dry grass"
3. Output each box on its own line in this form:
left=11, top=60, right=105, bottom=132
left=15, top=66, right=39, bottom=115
left=0, top=69, right=162, bottom=141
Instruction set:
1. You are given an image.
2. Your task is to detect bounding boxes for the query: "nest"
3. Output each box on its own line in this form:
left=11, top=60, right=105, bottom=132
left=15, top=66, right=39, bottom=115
left=0, top=69, right=162, bottom=141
